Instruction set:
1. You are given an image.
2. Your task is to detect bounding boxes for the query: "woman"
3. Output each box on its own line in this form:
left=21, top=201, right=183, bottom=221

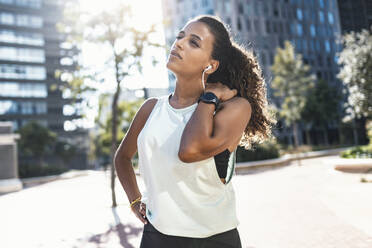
left=114, top=15, right=275, bottom=248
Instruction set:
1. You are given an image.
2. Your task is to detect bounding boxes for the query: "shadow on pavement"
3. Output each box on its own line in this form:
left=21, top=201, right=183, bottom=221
left=87, top=207, right=143, bottom=248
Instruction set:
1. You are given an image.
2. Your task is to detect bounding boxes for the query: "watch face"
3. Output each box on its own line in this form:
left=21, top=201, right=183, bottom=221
left=204, top=92, right=217, bottom=101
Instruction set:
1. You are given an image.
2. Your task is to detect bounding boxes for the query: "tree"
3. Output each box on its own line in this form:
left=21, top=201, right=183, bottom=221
left=58, top=2, right=162, bottom=207
left=92, top=94, right=143, bottom=167
left=301, top=79, right=342, bottom=145
left=17, top=121, right=56, bottom=165
left=271, top=41, right=315, bottom=147
left=337, top=28, right=372, bottom=120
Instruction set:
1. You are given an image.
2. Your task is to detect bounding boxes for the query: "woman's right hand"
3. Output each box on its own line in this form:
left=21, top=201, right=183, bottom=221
left=131, top=201, right=148, bottom=224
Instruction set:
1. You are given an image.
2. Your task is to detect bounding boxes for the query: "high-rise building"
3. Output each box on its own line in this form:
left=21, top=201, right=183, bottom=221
left=337, top=0, right=372, bottom=33
left=161, top=0, right=343, bottom=145
left=0, top=0, right=80, bottom=134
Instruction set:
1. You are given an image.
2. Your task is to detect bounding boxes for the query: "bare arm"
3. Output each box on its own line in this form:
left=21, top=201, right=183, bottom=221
left=179, top=95, right=251, bottom=163
left=114, top=97, right=157, bottom=213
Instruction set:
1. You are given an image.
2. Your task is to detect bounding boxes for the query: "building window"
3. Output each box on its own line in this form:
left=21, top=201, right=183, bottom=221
left=265, top=20, right=271, bottom=33
left=296, top=23, right=303, bottom=36
left=0, top=101, right=17, bottom=114
left=324, top=40, right=330, bottom=53
left=238, top=2, right=244, bottom=15
left=319, top=0, right=324, bottom=8
left=317, top=55, right=323, bottom=66
left=290, top=23, right=296, bottom=35
left=0, top=82, right=47, bottom=97
left=296, top=8, right=303, bottom=20
left=327, top=12, right=334, bottom=24
left=318, top=11, right=324, bottom=23
left=273, top=4, right=279, bottom=17
left=0, top=12, right=14, bottom=25
left=310, top=24, right=316, bottom=37
left=309, top=39, right=315, bottom=51
left=0, top=30, right=44, bottom=46
left=237, top=17, right=242, bottom=31
left=16, top=0, right=42, bottom=9
left=263, top=2, right=269, bottom=14
left=0, top=47, right=45, bottom=63
left=0, top=12, right=42, bottom=28
left=0, top=65, right=46, bottom=80
left=245, top=18, right=251, bottom=31
left=302, top=39, right=307, bottom=51
left=224, top=0, right=231, bottom=13
left=34, top=102, right=46, bottom=114
left=0, top=0, right=13, bottom=4
left=254, top=19, right=261, bottom=33
left=315, top=40, right=321, bottom=51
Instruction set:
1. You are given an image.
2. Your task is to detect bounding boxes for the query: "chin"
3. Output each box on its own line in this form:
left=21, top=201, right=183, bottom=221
left=166, top=60, right=177, bottom=73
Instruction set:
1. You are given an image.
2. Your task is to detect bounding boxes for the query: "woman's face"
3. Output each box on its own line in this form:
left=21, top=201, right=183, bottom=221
left=166, top=21, right=215, bottom=77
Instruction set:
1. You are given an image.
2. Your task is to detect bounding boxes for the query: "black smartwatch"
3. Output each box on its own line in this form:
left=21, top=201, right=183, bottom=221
left=198, top=92, right=220, bottom=110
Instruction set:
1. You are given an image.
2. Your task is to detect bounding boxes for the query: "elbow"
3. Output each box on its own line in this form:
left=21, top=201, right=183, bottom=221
left=178, top=147, right=198, bottom=163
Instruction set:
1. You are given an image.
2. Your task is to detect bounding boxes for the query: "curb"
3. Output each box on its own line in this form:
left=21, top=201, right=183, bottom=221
left=235, top=146, right=354, bottom=173
left=21, top=170, right=92, bottom=188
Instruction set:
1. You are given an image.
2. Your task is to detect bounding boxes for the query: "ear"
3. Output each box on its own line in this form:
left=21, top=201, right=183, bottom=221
left=205, top=59, right=219, bottom=75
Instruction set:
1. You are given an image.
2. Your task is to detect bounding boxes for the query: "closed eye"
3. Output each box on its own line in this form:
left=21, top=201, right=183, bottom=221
left=175, top=36, right=200, bottom=47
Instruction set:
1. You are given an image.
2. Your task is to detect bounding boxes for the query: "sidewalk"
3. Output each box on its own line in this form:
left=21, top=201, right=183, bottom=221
left=1, top=155, right=371, bottom=248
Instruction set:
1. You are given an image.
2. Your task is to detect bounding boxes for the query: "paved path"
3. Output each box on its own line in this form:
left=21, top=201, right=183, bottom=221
left=0, top=155, right=371, bottom=248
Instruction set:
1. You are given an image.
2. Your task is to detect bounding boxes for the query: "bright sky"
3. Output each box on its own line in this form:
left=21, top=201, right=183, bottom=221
left=65, top=0, right=169, bottom=130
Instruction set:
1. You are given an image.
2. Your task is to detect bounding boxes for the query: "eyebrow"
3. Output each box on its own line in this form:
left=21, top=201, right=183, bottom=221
left=179, top=31, right=202, bottom=41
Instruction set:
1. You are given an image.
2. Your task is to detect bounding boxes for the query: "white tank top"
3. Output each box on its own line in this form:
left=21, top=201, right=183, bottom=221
left=137, top=93, right=239, bottom=238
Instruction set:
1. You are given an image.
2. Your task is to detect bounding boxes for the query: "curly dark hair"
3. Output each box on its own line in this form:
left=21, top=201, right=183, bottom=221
left=191, top=15, right=277, bottom=149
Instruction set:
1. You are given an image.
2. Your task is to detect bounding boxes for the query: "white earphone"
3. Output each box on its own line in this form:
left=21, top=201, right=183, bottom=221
left=201, top=65, right=212, bottom=90
left=204, top=65, right=212, bottom=71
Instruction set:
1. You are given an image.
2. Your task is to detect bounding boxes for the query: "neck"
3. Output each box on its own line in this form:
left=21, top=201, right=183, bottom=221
left=170, top=74, right=204, bottom=108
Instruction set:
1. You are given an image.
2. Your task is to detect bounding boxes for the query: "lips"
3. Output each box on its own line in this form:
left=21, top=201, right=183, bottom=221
left=170, top=50, right=182, bottom=59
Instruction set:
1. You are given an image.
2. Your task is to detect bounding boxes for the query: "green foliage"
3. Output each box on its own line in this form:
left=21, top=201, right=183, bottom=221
left=91, top=95, right=143, bottom=160
left=17, top=121, right=79, bottom=178
left=340, top=145, right=372, bottom=158
left=17, top=121, right=56, bottom=158
left=301, top=79, right=342, bottom=128
left=19, top=164, right=68, bottom=178
left=236, top=139, right=280, bottom=162
left=271, top=41, right=316, bottom=126
left=337, top=28, right=372, bottom=119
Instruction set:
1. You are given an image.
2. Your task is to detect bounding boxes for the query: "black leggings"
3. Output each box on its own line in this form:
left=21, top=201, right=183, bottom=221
left=139, top=221, right=242, bottom=248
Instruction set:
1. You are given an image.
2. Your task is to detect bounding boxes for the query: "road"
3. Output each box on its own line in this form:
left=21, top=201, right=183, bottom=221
left=1, top=155, right=371, bottom=248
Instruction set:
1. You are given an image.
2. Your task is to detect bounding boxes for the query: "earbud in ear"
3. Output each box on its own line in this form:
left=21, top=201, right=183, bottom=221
left=204, top=65, right=212, bottom=71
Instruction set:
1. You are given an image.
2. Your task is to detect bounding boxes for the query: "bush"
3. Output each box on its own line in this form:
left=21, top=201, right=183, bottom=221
left=19, top=163, right=68, bottom=178
left=340, top=145, right=372, bottom=158
left=236, top=139, right=280, bottom=162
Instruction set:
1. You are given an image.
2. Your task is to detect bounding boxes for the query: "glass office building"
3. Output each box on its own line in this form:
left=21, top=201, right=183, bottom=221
left=0, top=0, right=79, bottom=134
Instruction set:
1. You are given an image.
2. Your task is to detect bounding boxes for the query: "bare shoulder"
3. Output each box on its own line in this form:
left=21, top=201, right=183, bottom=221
left=140, top=97, right=158, bottom=115
left=131, top=97, right=158, bottom=128
left=218, top=96, right=251, bottom=114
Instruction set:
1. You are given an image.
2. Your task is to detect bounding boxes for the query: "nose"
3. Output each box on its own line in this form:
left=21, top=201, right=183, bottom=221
left=174, top=37, right=184, bottom=50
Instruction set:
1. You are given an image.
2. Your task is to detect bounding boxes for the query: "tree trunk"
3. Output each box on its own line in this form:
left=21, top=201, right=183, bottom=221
left=322, top=126, right=329, bottom=146
left=292, top=122, right=302, bottom=166
left=305, top=129, right=312, bottom=145
left=293, top=122, right=299, bottom=148
left=110, top=87, right=119, bottom=208
left=352, top=118, right=359, bottom=145
left=110, top=53, right=122, bottom=208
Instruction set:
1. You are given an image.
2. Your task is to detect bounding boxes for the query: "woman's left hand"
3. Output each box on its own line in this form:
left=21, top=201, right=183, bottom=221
left=205, top=82, right=238, bottom=102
